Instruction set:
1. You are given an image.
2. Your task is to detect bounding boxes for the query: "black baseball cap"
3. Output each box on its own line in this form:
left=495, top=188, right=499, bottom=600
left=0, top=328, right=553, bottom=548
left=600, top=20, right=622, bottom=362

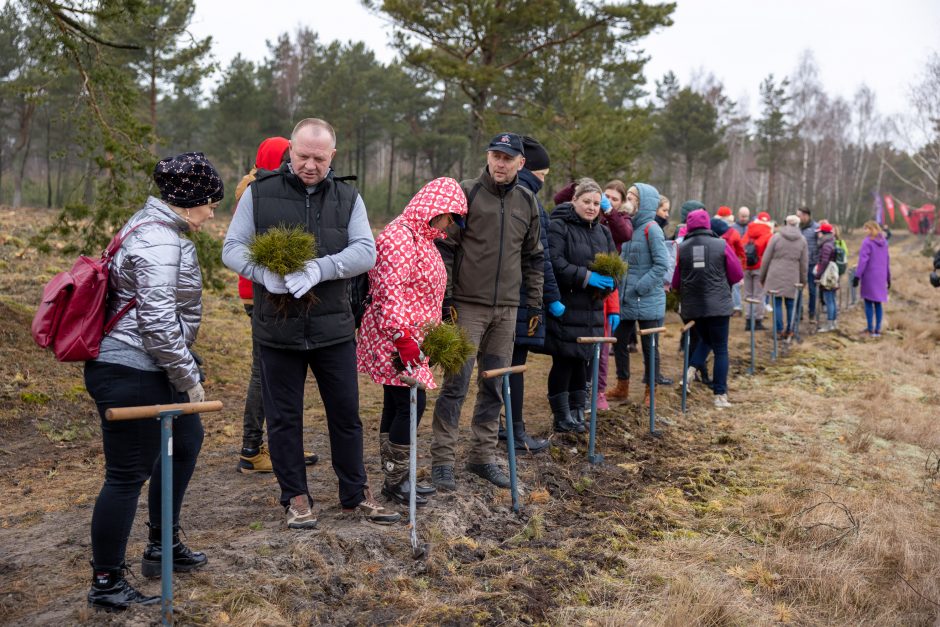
left=487, top=132, right=523, bottom=157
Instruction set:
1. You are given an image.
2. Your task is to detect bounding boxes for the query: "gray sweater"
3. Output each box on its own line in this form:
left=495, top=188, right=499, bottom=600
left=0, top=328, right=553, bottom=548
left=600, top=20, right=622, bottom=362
left=222, top=180, right=376, bottom=285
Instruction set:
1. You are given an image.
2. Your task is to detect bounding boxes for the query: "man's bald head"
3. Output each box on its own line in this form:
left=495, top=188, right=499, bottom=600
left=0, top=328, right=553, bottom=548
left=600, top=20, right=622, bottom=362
left=289, top=118, right=337, bottom=186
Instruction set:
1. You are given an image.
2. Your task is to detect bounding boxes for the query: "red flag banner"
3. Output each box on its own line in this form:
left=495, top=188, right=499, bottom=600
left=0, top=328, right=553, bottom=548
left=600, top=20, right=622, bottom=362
left=884, top=195, right=895, bottom=223
left=898, top=202, right=909, bottom=218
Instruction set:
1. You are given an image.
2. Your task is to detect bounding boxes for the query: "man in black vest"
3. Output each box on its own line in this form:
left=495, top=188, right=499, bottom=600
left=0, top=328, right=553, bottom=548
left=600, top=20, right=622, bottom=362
left=223, top=118, right=399, bottom=528
left=431, top=133, right=544, bottom=491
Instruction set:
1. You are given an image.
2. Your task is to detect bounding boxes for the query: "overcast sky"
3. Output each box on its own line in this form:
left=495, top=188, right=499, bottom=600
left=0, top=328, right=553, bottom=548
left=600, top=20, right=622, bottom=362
left=190, top=0, right=938, bottom=120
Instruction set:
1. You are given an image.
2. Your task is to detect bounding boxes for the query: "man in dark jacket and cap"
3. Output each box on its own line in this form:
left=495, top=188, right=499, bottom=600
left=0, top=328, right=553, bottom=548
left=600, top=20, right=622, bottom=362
left=432, top=132, right=544, bottom=491
left=497, top=136, right=561, bottom=454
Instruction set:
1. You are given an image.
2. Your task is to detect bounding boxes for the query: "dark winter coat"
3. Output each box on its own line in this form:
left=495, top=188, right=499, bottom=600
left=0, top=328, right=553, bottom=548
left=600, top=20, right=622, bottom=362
left=672, top=211, right=742, bottom=319
left=514, top=169, right=562, bottom=348
left=814, top=233, right=836, bottom=289
left=544, top=202, right=616, bottom=360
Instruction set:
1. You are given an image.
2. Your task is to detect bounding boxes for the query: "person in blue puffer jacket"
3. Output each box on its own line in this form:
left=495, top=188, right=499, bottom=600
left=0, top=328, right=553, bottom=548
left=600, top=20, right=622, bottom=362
left=498, top=136, right=563, bottom=454
left=619, top=182, right=670, bottom=407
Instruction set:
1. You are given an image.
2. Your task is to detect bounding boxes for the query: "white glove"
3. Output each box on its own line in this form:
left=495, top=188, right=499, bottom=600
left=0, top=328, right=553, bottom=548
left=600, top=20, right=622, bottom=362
left=285, top=260, right=321, bottom=299
left=261, top=268, right=288, bottom=294
left=185, top=381, right=205, bottom=404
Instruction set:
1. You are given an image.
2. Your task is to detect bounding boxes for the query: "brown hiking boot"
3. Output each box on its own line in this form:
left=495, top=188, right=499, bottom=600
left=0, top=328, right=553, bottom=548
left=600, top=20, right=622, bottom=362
left=238, top=445, right=273, bottom=473
left=607, top=378, right=630, bottom=400
left=344, top=488, right=401, bottom=525
left=643, top=385, right=650, bottom=408
left=286, top=495, right=318, bottom=530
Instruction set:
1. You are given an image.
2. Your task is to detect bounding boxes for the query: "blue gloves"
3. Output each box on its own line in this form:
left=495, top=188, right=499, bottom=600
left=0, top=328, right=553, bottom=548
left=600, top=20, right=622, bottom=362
left=600, top=195, right=612, bottom=214
left=608, top=314, right=620, bottom=333
left=548, top=300, right=566, bottom=318
left=285, top=260, right=321, bottom=298
left=587, top=272, right=615, bottom=290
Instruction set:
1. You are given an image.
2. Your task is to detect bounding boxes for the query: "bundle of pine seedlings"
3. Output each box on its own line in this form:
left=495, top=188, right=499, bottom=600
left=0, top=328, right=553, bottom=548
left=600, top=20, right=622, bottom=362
left=248, top=224, right=319, bottom=311
left=588, top=251, right=628, bottom=293
left=394, top=321, right=475, bottom=376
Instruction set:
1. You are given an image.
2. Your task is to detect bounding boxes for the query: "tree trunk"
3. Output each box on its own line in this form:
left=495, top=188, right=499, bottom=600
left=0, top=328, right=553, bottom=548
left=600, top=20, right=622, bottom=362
left=46, top=112, right=53, bottom=208
left=55, top=148, right=67, bottom=208
left=684, top=156, right=693, bottom=204
left=410, top=149, right=417, bottom=192
left=83, top=157, right=95, bottom=205
left=150, top=57, right=158, bottom=155
left=13, top=131, right=32, bottom=209
left=386, top=134, right=395, bottom=215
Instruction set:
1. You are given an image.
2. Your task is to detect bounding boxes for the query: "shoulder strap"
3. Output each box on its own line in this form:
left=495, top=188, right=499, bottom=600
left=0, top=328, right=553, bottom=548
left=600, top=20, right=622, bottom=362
left=464, top=181, right=484, bottom=210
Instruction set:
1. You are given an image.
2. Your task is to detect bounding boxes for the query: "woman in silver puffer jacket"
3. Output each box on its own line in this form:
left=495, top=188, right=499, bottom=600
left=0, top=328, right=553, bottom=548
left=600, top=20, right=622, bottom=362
left=83, top=152, right=222, bottom=612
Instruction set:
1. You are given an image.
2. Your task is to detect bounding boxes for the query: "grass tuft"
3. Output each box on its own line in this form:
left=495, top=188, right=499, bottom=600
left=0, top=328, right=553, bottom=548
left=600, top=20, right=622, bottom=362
left=248, top=225, right=317, bottom=276
left=589, top=252, right=628, bottom=283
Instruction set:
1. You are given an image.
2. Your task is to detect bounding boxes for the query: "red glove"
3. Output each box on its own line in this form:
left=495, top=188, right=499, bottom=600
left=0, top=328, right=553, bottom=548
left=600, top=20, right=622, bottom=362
left=393, top=331, right=422, bottom=367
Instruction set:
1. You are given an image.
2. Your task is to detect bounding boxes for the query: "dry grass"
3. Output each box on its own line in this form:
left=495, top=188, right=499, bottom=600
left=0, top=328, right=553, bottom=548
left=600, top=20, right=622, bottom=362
left=1, top=213, right=938, bottom=626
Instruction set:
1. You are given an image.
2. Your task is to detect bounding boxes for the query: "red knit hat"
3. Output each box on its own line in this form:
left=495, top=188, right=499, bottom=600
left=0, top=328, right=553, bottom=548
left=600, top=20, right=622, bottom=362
left=817, top=222, right=833, bottom=233
left=757, top=211, right=771, bottom=222
left=717, top=206, right=732, bottom=217
left=255, top=137, right=290, bottom=170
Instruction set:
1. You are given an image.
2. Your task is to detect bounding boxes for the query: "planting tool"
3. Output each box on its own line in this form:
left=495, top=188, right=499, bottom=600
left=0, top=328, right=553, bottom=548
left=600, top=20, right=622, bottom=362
left=792, top=283, right=804, bottom=343
left=767, top=290, right=779, bottom=361
left=577, top=336, right=618, bottom=464
left=106, top=399, right=224, bottom=627
left=481, top=364, right=528, bottom=514
left=680, top=320, right=695, bottom=413
left=399, top=374, right=431, bottom=560
left=745, top=298, right=761, bottom=375
left=848, top=269, right=857, bottom=307
left=639, top=326, right=667, bottom=437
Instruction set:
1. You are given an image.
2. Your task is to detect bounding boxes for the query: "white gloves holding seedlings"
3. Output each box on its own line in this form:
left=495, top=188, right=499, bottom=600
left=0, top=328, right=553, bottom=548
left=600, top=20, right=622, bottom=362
left=285, top=260, right=322, bottom=299
left=261, top=268, right=289, bottom=294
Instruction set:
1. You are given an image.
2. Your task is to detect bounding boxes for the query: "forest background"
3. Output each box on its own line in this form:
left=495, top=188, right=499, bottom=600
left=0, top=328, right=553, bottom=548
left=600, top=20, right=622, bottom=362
left=2, top=0, right=939, bottom=261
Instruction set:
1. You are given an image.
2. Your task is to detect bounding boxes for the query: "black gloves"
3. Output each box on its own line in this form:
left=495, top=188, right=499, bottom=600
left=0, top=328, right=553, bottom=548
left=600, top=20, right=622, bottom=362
left=852, top=276, right=860, bottom=288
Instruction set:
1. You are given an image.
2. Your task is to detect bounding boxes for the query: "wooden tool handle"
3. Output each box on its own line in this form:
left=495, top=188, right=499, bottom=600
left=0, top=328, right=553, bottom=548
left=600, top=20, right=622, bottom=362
left=767, top=290, right=780, bottom=295
left=106, top=400, right=224, bottom=422
left=794, top=283, right=804, bottom=288
left=638, top=326, right=667, bottom=336
left=744, top=298, right=762, bottom=304
left=682, top=320, right=696, bottom=332
left=481, top=365, right=527, bottom=379
left=576, top=337, right=618, bottom=344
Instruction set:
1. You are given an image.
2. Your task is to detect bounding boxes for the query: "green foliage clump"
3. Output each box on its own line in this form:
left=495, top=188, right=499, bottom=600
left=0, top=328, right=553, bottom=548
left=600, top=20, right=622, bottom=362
left=666, top=289, right=680, bottom=312
left=589, top=252, right=628, bottom=283
left=421, top=322, right=475, bottom=376
left=248, top=225, right=317, bottom=276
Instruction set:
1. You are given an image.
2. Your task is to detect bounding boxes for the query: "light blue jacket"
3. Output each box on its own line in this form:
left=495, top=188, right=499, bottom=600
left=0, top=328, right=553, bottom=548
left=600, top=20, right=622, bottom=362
left=620, top=182, right=669, bottom=321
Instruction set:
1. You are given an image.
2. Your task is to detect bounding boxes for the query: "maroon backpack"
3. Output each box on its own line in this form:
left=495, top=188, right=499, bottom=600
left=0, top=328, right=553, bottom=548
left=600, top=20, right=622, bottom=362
left=31, top=221, right=168, bottom=362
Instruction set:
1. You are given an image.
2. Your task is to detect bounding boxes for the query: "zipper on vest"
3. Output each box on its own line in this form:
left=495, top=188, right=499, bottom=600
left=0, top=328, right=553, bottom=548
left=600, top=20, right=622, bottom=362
left=304, top=194, right=311, bottom=350
left=494, top=193, right=506, bottom=306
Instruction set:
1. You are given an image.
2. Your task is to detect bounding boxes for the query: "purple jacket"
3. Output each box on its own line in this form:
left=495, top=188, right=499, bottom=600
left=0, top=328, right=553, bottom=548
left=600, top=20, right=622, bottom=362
left=856, top=235, right=890, bottom=303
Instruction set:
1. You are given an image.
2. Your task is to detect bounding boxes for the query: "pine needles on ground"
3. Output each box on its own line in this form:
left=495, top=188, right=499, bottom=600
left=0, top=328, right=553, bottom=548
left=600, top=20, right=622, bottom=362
left=248, top=225, right=317, bottom=276
left=589, top=252, right=628, bottom=283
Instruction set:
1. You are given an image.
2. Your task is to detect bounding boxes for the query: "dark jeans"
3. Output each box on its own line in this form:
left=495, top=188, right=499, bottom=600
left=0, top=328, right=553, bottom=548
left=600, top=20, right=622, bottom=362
left=84, top=361, right=204, bottom=568
left=864, top=299, right=883, bottom=332
left=548, top=355, right=588, bottom=397
left=773, top=296, right=796, bottom=333
left=806, top=268, right=817, bottom=319
left=822, top=289, right=837, bottom=321
left=689, top=316, right=730, bottom=395
left=259, top=341, right=366, bottom=509
left=620, top=318, right=663, bottom=383
left=242, top=305, right=264, bottom=450
left=508, top=344, right=529, bottom=428
left=612, top=320, right=635, bottom=380
left=381, top=384, right=427, bottom=446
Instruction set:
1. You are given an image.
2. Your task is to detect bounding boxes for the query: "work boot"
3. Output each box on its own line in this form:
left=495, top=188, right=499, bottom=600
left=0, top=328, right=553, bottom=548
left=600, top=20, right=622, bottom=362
left=569, top=389, right=588, bottom=430
left=549, top=392, right=583, bottom=433
left=343, top=488, right=401, bottom=525
left=238, top=444, right=273, bottom=473
left=141, top=523, right=208, bottom=578
left=431, top=464, right=456, bottom=491
left=88, top=562, right=159, bottom=612
left=754, top=319, right=766, bottom=331
left=465, top=462, right=511, bottom=488
left=744, top=318, right=753, bottom=331
left=607, top=378, right=630, bottom=400
left=381, top=440, right=428, bottom=507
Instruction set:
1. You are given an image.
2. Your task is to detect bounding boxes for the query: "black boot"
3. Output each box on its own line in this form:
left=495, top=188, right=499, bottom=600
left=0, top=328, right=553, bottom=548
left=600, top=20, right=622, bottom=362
left=141, top=523, right=208, bottom=578
left=381, top=441, right=428, bottom=507
left=569, top=389, right=589, bottom=433
left=509, top=419, right=549, bottom=454
left=550, top=392, right=583, bottom=433
left=88, top=563, right=159, bottom=612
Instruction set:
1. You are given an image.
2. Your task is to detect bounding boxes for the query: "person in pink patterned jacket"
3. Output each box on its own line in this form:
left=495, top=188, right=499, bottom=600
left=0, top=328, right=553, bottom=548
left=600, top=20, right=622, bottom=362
left=356, top=177, right=468, bottom=506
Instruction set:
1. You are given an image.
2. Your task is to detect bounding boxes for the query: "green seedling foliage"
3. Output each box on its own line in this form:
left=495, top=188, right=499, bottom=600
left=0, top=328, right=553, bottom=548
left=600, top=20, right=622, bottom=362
left=589, top=252, right=628, bottom=283
left=248, top=225, right=317, bottom=276
left=421, top=322, right=475, bottom=376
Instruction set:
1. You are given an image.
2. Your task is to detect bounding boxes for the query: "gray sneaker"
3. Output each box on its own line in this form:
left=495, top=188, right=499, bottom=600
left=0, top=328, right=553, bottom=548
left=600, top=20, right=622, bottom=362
left=344, top=488, right=401, bottom=525
left=431, top=464, right=456, bottom=491
left=286, top=495, right=318, bottom=530
left=465, top=462, right=511, bottom=488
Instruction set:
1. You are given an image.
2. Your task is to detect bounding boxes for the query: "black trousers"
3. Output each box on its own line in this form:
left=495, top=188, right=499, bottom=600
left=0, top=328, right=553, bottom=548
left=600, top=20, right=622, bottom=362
left=381, top=384, right=427, bottom=446
left=242, top=305, right=265, bottom=450
left=619, top=318, right=663, bottom=382
left=84, top=361, right=204, bottom=569
left=259, top=340, right=366, bottom=509
left=508, top=344, right=529, bottom=429
left=548, top=355, right=588, bottom=397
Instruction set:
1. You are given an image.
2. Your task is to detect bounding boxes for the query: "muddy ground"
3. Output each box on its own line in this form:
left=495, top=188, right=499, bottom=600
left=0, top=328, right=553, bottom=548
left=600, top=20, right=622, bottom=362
left=1, top=208, right=938, bottom=626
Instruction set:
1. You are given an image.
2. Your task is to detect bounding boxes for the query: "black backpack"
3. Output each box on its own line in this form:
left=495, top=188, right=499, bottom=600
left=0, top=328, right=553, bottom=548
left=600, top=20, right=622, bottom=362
left=744, top=240, right=759, bottom=266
